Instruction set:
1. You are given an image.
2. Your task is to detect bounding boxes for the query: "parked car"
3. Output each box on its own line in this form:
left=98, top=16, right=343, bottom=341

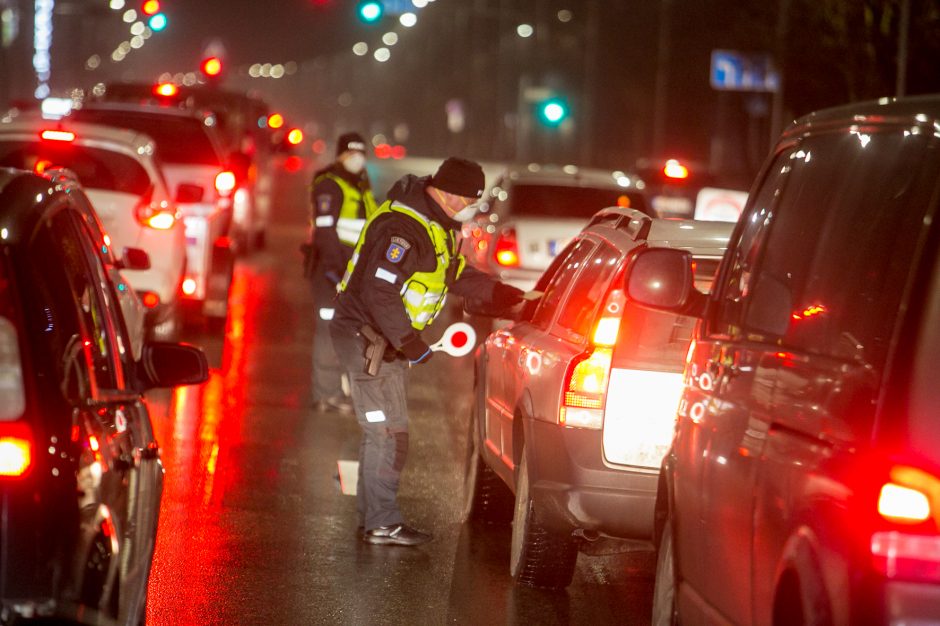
left=69, top=103, right=236, bottom=328
left=463, top=206, right=733, bottom=589
left=0, top=119, right=187, bottom=340
left=623, top=95, right=940, bottom=625
left=89, top=81, right=276, bottom=251
left=461, top=164, right=655, bottom=292
left=0, top=167, right=208, bottom=624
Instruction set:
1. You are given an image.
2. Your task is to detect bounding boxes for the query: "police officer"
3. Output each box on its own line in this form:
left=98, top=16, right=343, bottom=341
left=331, top=157, right=525, bottom=546
left=308, top=132, right=378, bottom=413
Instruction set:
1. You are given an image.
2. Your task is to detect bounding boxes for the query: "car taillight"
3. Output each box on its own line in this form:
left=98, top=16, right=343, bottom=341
left=559, top=286, right=625, bottom=429
left=140, top=291, right=160, bottom=308
left=0, top=421, right=32, bottom=478
left=494, top=228, right=519, bottom=267
left=39, top=129, right=75, bottom=142
left=871, top=466, right=940, bottom=583
left=215, top=171, right=237, bottom=196
left=181, top=277, right=197, bottom=296
left=135, top=199, right=176, bottom=230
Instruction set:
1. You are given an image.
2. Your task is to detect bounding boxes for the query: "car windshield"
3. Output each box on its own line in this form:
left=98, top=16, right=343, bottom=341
left=507, top=183, right=650, bottom=218
left=613, top=257, right=720, bottom=372
left=69, top=109, right=221, bottom=166
left=0, top=141, right=151, bottom=196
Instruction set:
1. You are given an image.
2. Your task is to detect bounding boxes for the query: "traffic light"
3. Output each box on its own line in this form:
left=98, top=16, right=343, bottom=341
left=537, top=97, right=569, bottom=127
left=357, top=0, right=383, bottom=23
left=148, top=13, right=167, bottom=31
left=141, top=0, right=160, bottom=15
left=287, top=128, right=304, bottom=145
left=201, top=56, right=223, bottom=79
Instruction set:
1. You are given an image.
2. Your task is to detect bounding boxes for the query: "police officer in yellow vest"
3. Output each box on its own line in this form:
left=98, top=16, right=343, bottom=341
left=308, top=132, right=378, bottom=413
left=331, top=157, right=525, bottom=546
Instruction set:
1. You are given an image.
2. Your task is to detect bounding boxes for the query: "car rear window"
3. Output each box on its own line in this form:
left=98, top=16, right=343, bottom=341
left=0, top=141, right=151, bottom=196
left=613, top=257, right=720, bottom=372
left=507, top=183, right=650, bottom=218
left=69, top=109, right=221, bottom=165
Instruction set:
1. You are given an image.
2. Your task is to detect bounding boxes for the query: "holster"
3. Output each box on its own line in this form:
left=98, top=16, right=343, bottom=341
left=360, top=324, right=388, bottom=377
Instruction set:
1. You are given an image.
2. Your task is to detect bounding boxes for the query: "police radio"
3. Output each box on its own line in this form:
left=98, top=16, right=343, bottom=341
left=429, top=322, right=476, bottom=357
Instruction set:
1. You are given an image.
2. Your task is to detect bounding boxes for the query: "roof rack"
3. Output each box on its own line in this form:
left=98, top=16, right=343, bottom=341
left=588, top=206, right=652, bottom=240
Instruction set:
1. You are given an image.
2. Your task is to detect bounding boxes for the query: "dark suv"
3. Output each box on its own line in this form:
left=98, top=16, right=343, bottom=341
left=0, top=168, right=208, bottom=623
left=624, top=95, right=940, bottom=625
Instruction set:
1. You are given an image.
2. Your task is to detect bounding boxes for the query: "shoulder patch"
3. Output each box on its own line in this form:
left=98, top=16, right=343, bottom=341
left=385, top=237, right=411, bottom=263
left=317, top=194, right=332, bottom=214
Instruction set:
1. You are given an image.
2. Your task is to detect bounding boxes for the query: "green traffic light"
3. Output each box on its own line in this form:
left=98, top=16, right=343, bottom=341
left=357, top=1, right=383, bottom=23
left=148, top=12, right=167, bottom=31
left=538, top=98, right=568, bottom=126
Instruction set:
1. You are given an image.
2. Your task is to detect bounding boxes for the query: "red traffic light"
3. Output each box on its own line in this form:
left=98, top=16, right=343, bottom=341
left=266, top=113, right=284, bottom=129
left=287, top=129, right=304, bottom=145
left=142, top=0, right=160, bottom=15
left=201, top=56, right=223, bottom=77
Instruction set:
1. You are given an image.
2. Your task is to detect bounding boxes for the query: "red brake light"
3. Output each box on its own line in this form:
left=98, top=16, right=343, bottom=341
left=870, top=466, right=940, bottom=583
left=215, top=171, right=237, bottom=195
left=153, top=82, right=179, bottom=98
left=592, top=287, right=626, bottom=347
left=140, top=291, right=160, bottom=308
left=135, top=199, right=176, bottom=230
left=494, top=228, right=520, bottom=267
left=663, top=159, right=689, bottom=179
left=0, top=421, right=32, bottom=478
left=560, top=348, right=612, bottom=429
left=40, top=129, right=75, bottom=143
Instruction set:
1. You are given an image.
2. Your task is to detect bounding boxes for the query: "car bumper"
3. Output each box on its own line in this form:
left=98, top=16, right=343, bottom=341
left=883, top=580, right=940, bottom=625
left=525, top=418, right=659, bottom=540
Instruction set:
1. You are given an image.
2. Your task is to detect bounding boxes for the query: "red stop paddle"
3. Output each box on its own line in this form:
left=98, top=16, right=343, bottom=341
left=429, top=322, right=477, bottom=357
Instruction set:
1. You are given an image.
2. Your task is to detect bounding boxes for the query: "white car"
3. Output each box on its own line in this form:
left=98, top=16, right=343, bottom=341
left=70, top=103, right=236, bottom=328
left=0, top=120, right=186, bottom=339
left=462, top=164, right=656, bottom=292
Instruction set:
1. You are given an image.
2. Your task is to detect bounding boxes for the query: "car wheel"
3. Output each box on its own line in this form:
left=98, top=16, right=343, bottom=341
left=148, top=301, right=180, bottom=342
left=651, top=514, right=679, bottom=626
left=509, top=447, right=578, bottom=589
left=462, top=408, right=513, bottom=524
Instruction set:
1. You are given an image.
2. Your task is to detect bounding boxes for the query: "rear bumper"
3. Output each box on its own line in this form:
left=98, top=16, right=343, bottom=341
left=883, top=581, right=940, bottom=625
left=525, top=418, right=658, bottom=540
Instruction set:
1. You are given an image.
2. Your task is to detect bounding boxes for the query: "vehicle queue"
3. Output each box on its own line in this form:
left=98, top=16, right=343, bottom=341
left=1, top=89, right=939, bottom=626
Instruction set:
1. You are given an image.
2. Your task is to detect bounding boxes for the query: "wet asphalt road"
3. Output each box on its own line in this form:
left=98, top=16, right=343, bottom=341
left=142, top=164, right=655, bottom=625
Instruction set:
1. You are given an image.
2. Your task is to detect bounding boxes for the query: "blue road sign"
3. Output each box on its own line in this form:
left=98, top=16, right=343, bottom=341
left=711, top=50, right=780, bottom=93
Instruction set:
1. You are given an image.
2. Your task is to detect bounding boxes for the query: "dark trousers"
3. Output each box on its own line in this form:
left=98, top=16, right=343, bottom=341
left=331, top=327, right=409, bottom=531
left=311, top=273, right=345, bottom=402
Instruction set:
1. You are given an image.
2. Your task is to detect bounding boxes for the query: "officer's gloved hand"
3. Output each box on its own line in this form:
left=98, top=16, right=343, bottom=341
left=492, top=283, right=526, bottom=308
left=400, top=336, right=433, bottom=366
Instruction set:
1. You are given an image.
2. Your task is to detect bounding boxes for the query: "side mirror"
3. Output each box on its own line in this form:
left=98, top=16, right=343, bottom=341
left=175, top=183, right=205, bottom=204
left=120, top=247, right=151, bottom=271
left=625, top=247, right=699, bottom=313
left=138, top=342, right=209, bottom=389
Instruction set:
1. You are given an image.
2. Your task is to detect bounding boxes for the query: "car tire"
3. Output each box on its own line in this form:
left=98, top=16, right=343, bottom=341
left=148, top=301, right=181, bottom=342
left=509, top=447, right=578, bottom=589
left=462, top=408, right=513, bottom=525
left=651, top=515, right=679, bottom=626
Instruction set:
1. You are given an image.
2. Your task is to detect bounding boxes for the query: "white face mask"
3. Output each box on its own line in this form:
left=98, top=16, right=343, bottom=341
left=342, top=153, right=366, bottom=175
left=451, top=204, right=479, bottom=223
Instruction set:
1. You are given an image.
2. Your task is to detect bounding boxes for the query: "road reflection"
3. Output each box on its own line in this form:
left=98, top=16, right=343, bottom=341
left=145, top=262, right=263, bottom=624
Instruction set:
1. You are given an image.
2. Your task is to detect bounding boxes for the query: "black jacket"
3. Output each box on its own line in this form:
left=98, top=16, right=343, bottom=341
left=333, top=174, right=513, bottom=356
left=309, top=163, right=372, bottom=282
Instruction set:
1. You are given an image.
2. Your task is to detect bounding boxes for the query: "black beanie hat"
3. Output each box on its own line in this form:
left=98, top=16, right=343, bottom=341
left=336, top=132, right=367, bottom=156
left=431, top=157, right=485, bottom=199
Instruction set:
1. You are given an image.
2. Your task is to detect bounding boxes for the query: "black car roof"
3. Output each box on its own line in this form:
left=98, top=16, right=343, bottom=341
left=0, top=168, right=65, bottom=245
left=784, top=94, right=940, bottom=139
